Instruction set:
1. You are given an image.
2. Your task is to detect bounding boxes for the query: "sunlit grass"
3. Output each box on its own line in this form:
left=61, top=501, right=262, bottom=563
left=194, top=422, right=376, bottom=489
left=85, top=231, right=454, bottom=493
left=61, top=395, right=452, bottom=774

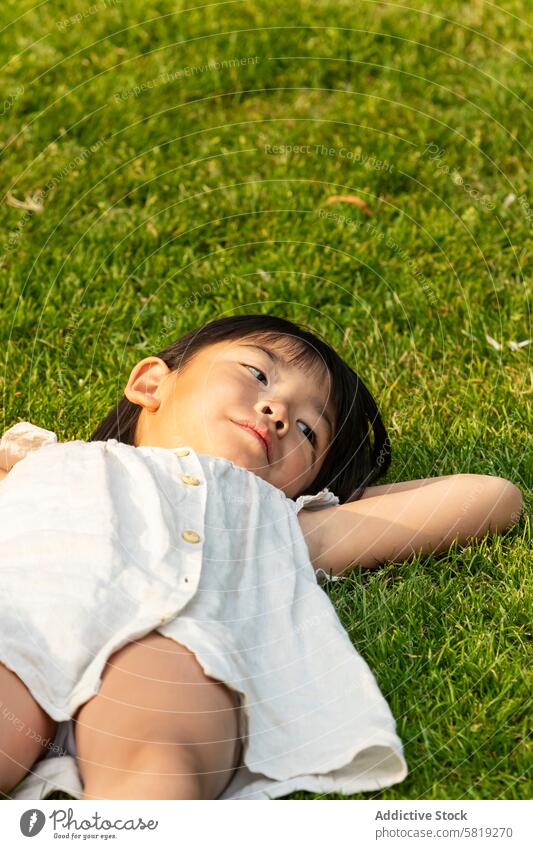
left=1, top=0, right=530, bottom=801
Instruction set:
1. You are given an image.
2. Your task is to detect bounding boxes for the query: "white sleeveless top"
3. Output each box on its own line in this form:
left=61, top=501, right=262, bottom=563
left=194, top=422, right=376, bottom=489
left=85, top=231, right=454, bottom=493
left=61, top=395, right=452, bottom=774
left=0, top=422, right=406, bottom=800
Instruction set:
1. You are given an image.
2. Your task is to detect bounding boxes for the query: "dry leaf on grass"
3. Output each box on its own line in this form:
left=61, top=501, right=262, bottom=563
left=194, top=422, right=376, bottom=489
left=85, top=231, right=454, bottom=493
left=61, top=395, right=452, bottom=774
left=325, top=194, right=374, bottom=216
left=486, top=335, right=531, bottom=352
left=485, top=334, right=502, bottom=351
left=508, top=339, right=531, bottom=350
left=5, top=190, right=44, bottom=213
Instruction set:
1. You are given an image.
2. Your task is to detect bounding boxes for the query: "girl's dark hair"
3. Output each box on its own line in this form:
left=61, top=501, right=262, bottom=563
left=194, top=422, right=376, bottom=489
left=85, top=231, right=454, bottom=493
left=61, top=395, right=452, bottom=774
left=89, top=314, right=391, bottom=503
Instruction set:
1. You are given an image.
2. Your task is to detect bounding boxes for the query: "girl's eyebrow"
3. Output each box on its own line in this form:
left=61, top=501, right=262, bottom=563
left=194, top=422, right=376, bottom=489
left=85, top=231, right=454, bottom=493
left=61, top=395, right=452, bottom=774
left=236, top=343, right=333, bottom=442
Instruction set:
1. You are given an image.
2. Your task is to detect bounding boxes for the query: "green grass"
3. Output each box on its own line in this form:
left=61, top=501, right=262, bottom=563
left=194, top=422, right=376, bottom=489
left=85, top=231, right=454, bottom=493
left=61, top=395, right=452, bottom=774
left=1, top=0, right=531, bottom=800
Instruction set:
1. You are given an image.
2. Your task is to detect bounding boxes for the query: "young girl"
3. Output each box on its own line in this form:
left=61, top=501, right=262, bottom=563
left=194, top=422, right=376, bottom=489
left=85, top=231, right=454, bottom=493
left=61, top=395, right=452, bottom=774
left=0, top=314, right=522, bottom=802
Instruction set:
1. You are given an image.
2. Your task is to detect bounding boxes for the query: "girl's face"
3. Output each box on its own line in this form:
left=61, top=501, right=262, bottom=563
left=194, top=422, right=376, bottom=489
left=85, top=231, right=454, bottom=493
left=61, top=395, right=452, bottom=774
left=125, top=338, right=336, bottom=498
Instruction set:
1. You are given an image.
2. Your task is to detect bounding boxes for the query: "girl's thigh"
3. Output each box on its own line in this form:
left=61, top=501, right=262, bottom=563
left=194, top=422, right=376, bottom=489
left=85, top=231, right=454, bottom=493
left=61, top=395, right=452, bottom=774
left=0, top=661, right=57, bottom=793
left=73, top=632, right=242, bottom=800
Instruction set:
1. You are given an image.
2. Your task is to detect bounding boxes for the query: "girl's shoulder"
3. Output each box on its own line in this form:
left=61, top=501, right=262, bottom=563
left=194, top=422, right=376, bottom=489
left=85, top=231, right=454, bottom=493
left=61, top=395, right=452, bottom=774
left=0, top=422, right=341, bottom=517
left=0, top=423, right=113, bottom=481
left=194, top=450, right=341, bottom=514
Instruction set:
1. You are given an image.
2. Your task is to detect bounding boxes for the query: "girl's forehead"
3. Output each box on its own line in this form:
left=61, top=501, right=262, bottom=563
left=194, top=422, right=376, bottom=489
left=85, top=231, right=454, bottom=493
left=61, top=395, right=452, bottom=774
left=214, top=337, right=323, bottom=371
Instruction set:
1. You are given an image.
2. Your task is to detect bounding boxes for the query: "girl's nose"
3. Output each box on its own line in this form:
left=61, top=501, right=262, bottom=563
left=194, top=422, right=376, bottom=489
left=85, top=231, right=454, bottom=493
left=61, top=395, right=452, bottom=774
left=254, top=400, right=290, bottom=436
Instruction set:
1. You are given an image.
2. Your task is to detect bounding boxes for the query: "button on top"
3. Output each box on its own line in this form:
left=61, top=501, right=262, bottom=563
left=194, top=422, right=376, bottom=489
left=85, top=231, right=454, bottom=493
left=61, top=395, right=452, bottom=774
left=181, top=473, right=200, bottom=486
left=175, top=448, right=190, bottom=457
left=181, top=529, right=201, bottom=544
left=159, top=611, right=174, bottom=624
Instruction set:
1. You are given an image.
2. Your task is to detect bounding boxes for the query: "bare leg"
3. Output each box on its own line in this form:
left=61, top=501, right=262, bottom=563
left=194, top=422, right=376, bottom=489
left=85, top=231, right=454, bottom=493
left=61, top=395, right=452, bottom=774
left=74, top=632, right=242, bottom=800
left=0, top=662, right=57, bottom=793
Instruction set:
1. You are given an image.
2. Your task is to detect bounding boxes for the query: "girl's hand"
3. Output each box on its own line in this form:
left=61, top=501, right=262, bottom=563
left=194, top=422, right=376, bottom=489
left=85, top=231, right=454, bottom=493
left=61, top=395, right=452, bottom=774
left=0, top=421, right=58, bottom=474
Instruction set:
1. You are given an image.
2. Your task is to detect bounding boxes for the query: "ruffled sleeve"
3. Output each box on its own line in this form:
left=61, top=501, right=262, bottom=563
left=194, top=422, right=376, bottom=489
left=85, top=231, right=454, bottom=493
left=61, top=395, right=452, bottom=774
left=291, top=486, right=341, bottom=585
left=0, top=421, right=58, bottom=471
left=292, top=486, right=340, bottom=514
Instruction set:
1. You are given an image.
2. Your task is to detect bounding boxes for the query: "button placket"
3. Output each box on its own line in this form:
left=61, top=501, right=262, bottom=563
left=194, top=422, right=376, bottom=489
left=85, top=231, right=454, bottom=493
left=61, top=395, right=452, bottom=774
left=140, top=446, right=206, bottom=630
left=169, top=447, right=206, bottom=606
left=174, top=448, right=203, bottom=548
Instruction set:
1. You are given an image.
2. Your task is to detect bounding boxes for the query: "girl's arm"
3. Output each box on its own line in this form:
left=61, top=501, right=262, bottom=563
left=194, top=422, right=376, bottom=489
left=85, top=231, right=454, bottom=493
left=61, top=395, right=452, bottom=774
left=298, top=474, right=523, bottom=575
left=358, top=475, right=460, bottom=499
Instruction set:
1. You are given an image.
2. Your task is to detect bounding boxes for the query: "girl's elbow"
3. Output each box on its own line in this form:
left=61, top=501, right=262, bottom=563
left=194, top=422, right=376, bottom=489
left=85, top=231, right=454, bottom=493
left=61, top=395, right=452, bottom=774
left=500, top=479, right=523, bottom=529
left=475, top=474, right=523, bottom=531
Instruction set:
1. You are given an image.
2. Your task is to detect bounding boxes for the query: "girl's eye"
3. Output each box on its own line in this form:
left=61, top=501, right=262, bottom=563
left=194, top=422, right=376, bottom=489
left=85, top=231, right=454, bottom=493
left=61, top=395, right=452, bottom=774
left=244, top=364, right=316, bottom=446
left=245, top=364, right=268, bottom=385
left=297, top=421, right=317, bottom=445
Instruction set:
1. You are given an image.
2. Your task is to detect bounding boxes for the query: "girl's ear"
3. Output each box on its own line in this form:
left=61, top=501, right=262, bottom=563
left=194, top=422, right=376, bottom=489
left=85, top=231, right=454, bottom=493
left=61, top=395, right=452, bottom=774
left=124, top=357, right=171, bottom=411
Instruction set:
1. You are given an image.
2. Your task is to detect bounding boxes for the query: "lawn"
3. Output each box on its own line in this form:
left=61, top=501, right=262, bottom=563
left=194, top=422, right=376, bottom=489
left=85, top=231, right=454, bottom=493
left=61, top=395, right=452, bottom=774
left=0, top=0, right=531, bottom=800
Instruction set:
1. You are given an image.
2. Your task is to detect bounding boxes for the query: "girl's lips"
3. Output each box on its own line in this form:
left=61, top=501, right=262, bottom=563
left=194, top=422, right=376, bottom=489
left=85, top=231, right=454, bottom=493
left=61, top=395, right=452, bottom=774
left=234, top=422, right=270, bottom=462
